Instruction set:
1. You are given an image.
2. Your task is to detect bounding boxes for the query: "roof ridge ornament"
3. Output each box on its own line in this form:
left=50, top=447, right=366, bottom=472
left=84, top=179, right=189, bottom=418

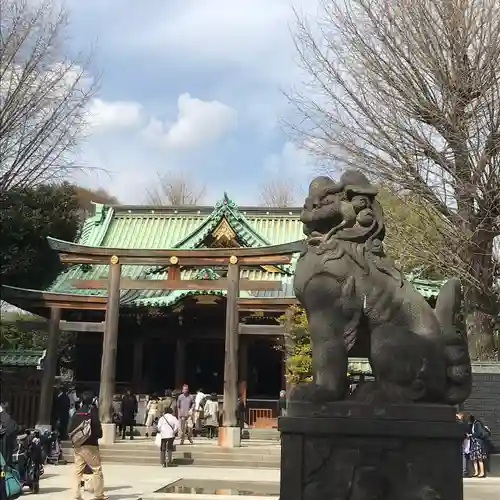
left=215, top=192, right=237, bottom=210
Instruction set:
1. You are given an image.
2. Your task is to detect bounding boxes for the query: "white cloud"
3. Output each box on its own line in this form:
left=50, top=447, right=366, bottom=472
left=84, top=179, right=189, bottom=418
left=263, top=141, right=315, bottom=197
left=141, top=93, right=237, bottom=152
left=87, top=98, right=143, bottom=131
left=62, top=0, right=321, bottom=203
left=264, top=141, right=311, bottom=175
left=121, top=1, right=317, bottom=84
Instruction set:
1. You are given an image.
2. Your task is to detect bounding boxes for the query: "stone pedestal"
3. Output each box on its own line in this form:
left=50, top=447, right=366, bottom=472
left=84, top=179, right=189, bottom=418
left=218, top=426, right=241, bottom=448
left=279, top=401, right=465, bottom=500
left=99, top=423, right=116, bottom=445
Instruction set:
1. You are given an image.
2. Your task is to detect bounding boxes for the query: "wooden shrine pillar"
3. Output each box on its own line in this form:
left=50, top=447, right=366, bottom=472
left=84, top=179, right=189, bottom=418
left=220, top=258, right=241, bottom=447
left=175, top=337, right=187, bottom=389
left=284, top=307, right=294, bottom=395
left=238, top=336, right=249, bottom=404
left=132, top=337, right=144, bottom=393
left=99, top=256, right=121, bottom=436
left=36, top=307, right=61, bottom=430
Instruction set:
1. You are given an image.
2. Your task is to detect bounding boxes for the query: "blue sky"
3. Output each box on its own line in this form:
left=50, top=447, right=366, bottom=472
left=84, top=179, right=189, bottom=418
left=66, top=0, right=319, bottom=205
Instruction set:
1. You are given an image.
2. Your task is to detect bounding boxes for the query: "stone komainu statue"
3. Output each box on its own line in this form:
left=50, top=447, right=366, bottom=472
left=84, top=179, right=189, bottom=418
left=293, top=170, right=472, bottom=406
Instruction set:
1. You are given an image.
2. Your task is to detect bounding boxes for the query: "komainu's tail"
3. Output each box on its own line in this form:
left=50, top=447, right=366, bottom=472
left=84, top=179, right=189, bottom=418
left=434, top=278, right=472, bottom=405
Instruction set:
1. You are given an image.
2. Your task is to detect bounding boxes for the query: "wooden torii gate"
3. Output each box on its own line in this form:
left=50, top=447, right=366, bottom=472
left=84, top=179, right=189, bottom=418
left=43, top=237, right=304, bottom=446
left=0, top=286, right=107, bottom=431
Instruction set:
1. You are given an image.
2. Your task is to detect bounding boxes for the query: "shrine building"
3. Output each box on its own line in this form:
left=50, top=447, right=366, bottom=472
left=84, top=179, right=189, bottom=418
left=1, top=194, right=444, bottom=440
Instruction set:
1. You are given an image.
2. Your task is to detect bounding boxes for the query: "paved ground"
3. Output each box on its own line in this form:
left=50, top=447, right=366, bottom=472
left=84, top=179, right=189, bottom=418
left=31, top=463, right=500, bottom=499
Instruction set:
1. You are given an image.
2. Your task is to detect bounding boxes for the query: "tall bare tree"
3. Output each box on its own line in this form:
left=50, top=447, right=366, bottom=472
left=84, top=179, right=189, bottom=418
left=144, top=171, right=206, bottom=205
left=260, top=177, right=298, bottom=207
left=288, top=0, right=500, bottom=359
left=0, top=0, right=95, bottom=192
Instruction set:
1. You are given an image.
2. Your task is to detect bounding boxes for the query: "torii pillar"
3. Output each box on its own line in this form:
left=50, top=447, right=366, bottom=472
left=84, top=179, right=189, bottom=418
left=99, top=255, right=121, bottom=444
left=36, top=306, right=61, bottom=431
left=219, top=256, right=241, bottom=447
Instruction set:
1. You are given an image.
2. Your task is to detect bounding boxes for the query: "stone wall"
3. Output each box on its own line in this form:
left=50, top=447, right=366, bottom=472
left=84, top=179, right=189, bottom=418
left=462, top=362, right=500, bottom=452
left=350, top=358, right=500, bottom=452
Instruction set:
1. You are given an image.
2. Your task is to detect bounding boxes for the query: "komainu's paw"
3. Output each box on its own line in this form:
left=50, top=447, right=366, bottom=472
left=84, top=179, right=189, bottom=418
left=349, top=381, right=413, bottom=403
left=290, top=382, right=343, bottom=404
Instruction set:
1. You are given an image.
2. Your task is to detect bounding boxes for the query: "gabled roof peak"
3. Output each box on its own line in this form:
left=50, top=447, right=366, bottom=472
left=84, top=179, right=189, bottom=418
left=215, top=192, right=237, bottom=210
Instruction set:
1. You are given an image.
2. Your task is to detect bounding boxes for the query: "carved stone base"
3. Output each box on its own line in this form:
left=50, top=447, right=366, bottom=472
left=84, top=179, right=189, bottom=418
left=218, top=426, right=241, bottom=448
left=98, top=423, right=116, bottom=445
left=279, top=402, right=465, bottom=500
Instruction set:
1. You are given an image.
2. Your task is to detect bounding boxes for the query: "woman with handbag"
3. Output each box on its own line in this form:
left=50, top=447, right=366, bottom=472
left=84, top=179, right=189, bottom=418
left=156, top=407, right=179, bottom=467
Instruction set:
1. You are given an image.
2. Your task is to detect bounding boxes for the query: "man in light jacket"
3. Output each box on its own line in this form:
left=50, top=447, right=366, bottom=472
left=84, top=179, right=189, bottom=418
left=157, top=407, right=179, bottom=467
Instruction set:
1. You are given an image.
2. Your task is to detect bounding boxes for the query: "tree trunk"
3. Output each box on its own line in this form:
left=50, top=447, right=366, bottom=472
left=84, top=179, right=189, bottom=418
left=465, top=297, right=496, bottom=360
left=463, top=234, right=497, bottom=360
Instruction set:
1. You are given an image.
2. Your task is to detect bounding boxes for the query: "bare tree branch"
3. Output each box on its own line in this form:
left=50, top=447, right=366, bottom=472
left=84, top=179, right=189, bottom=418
left=287, top=0, right=500, bottom=359
left=0, top=0, right=96, bottom=192
left=144, top=171, right=206, bottom=206
left=260, top=177, right=298, bottom=207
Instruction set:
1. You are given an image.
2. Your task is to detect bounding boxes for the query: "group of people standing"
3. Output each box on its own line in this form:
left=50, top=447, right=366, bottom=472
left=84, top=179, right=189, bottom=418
left=113, top=385, right=225, bottom=443
left=457, top=412, right=492, bottom=478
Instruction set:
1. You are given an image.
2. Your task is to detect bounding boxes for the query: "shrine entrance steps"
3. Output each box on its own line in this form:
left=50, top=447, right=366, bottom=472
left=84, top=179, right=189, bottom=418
left=130, top=426, right=280, bottom=442
left=62, top=437, right=281, bottom=469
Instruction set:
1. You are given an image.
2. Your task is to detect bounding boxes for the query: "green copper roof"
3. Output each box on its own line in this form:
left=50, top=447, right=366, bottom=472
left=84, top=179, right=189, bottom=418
left=48, top=196, right=445, bottom=307
left=48, top=197, right=303, bottom=306
left=0, top=349, right=45, bottom=368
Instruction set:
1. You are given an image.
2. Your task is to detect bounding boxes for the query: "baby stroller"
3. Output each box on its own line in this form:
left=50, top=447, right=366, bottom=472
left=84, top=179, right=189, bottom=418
left=41, top=430, right=65, bottom=465
left=11, top=430, right=43, bottom=494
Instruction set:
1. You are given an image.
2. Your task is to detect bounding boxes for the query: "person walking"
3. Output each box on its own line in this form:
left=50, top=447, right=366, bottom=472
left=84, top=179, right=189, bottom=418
left=145, top=394, right=160, bottom=438
left=456, top=412, right=470, bottom=477
left=160, top=390, right=177, bottom=417
left=68, top=390, right=107, bottom=500
left=278, top=390, right=287, bottom=417
left=157, top=407, right=179, bottom=467
left=111, top=395, right=122, bottom=438
left=193, top=389, right=206, bottom=434
left=177, top=385, right=194, bottom=445
left=203, top=393, right=219, bottom=439
left=120, top=390, right=138, bottom=440
left=236, top=394, right=246, bottom=434
left=54, top=386, right=71, bottom=440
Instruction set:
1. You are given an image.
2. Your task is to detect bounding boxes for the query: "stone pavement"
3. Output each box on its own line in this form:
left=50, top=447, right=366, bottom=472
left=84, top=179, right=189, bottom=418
left=33, top=463, right=500, bottom=499
left=36, top=463, right=279, bottom=499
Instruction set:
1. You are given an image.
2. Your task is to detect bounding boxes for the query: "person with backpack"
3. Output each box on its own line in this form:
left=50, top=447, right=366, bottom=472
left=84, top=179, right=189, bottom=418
left=160, top=390, right=177, bottom=417
left=68, top=391, right=107, bottom=500
left=467, top=414, right=489, bottom=478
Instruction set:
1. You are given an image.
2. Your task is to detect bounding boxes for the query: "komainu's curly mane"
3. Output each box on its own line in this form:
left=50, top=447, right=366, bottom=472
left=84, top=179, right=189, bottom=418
left=301, top=171, right=402, bottom=285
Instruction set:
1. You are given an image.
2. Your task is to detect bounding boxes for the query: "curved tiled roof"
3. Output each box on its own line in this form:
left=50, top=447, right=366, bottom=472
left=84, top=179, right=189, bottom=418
left=0, top=349, right=45, bottom=368
left=47, top=196, right=445, bottom=307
